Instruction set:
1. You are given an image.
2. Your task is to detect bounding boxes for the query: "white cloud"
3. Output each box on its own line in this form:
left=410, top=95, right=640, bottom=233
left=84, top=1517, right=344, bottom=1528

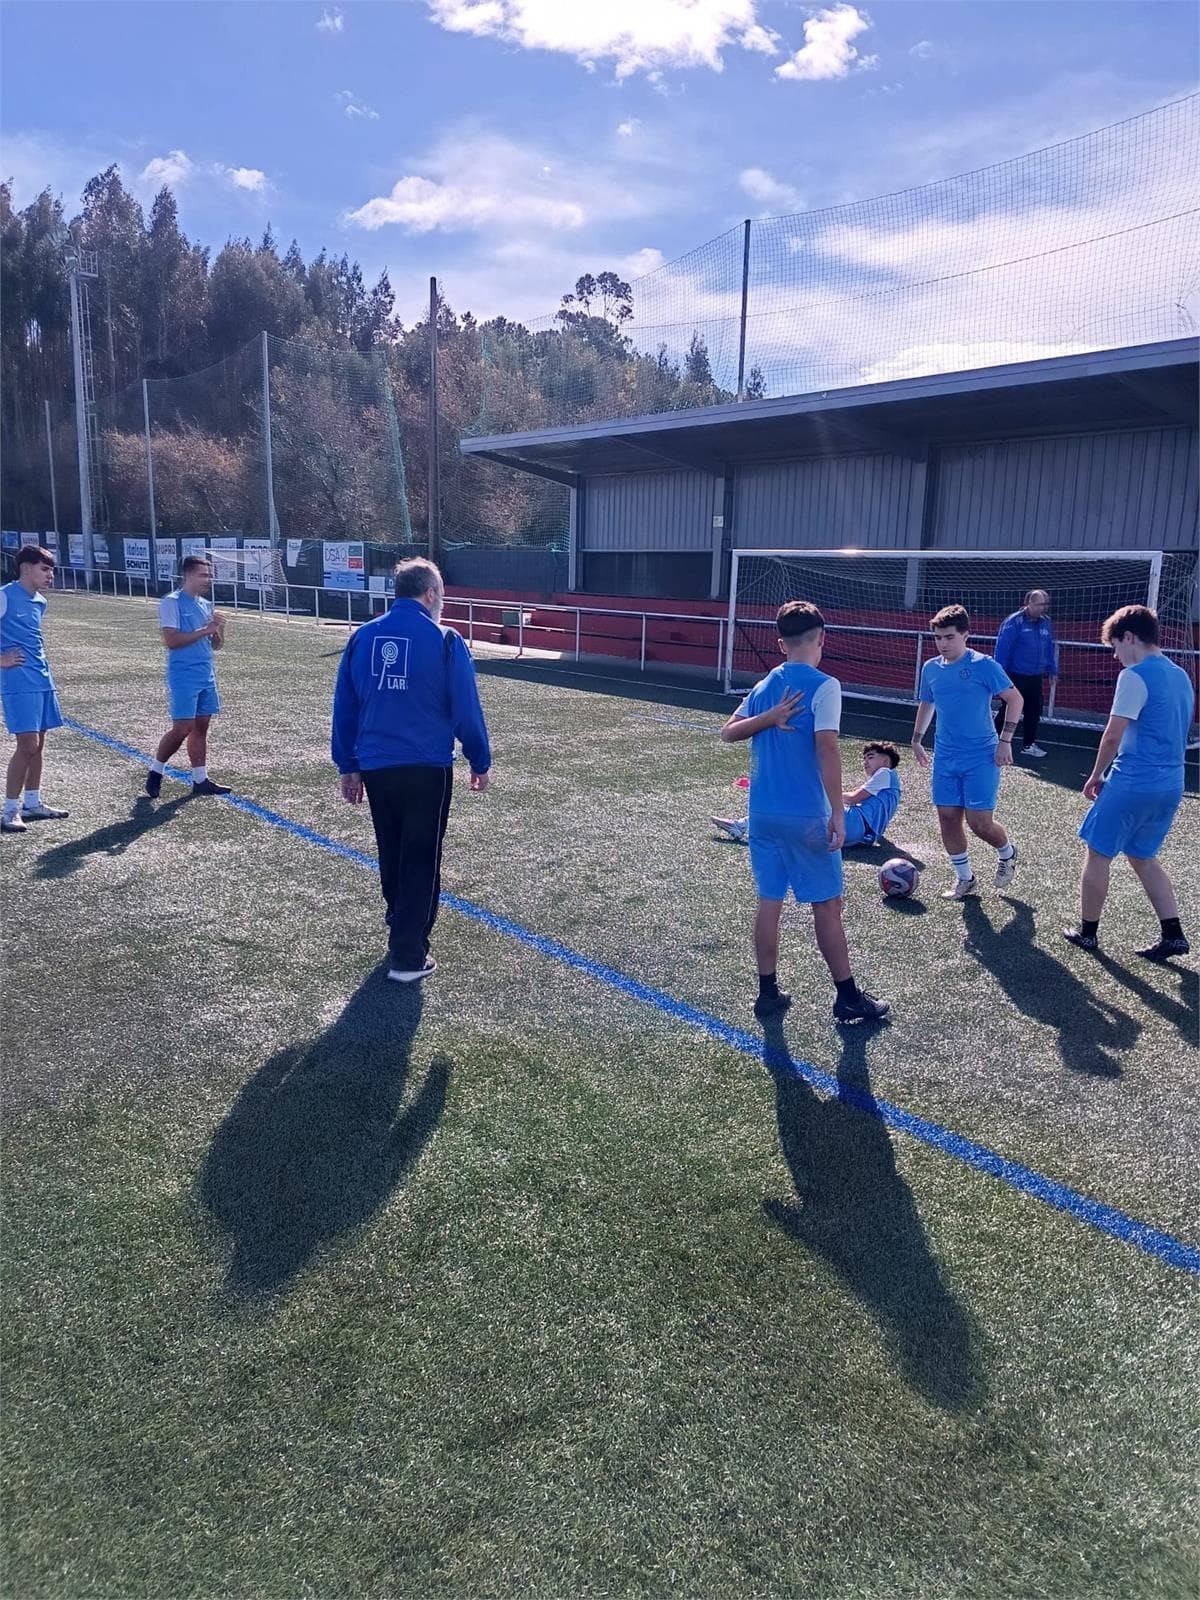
left=739, top=166, right=804, bottom=213
left=909, top=39, right=934, bottom=60
left=345, top=128, right=658, bottom=234
left=616, top=118, right=641, bottom=137
left=140, top=149, right=194, bottom=189
left=776, top=5, right=874, bottom=83
left=226, top=166, right=267, bottom=192
left=316, top=7, right=344, bottom=33
left=427, top=0, right=780, bottom=79
left=622, top=246, right=667, bottom=277
left=0, top=131, right=121, bottom=207
left=337, top=89, right=381, bottom=120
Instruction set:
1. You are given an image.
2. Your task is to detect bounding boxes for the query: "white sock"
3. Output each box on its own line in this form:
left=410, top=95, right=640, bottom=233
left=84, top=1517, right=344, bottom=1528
left=3, top=797, right=19, bottom=820
left=949, top=851, right=972, bottom=881
left=192, top=766, right=208, bottom=783
left=23, top=789, right=40, bottom=808
left=151, top=760, right=166, bottom=776
left=997, top=841, right=1015, bottom=860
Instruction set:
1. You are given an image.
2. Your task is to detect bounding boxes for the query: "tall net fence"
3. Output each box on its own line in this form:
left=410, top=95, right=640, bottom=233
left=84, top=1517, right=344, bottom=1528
left=45, top=334, right=412, bottom=543
left=474, top=95, right=1200, bottom=430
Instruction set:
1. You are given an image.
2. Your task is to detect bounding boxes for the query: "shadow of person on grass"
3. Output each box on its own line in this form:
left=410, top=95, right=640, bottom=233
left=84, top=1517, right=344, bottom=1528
left=1092, top=948, right=1198, bottom=1042
left=761, top=1019, right=987, bottom=1413
left=961, top=897, right=1140, bottom=1079
left=34, top=794, right=189, bottom=879
left=199, top=970, right=449, bottom=1298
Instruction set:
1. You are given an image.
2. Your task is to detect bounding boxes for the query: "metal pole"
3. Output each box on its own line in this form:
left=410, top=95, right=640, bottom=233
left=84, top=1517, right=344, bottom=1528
left=68, top=266, right=95, bottom=579
left=142, top=380, right=157, bottom=539
left=736, top=218, right=751, bottom=401
left=262, top=331, right=279, bottom=549
left=44, top=400, right=59, bottom=535
left=427, top=276, right=441, bottom=568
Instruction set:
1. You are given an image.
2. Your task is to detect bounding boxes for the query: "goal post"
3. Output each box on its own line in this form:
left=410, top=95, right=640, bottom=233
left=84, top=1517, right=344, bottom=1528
left=725, top=547, right=1198, bottom=735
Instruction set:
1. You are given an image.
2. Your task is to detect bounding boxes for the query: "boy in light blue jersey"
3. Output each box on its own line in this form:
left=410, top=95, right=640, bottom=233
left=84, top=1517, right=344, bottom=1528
left=1064, top=604, right=1192, bottom=962
left=0, top=544, right=70, bottom=833
left=710, top=740, right=902, bottom=847
left=145, top=555, right=230, bottom=798
left=720, top=600, right=888, bottom=1026
left=911, top=604, right=1024, bottom=900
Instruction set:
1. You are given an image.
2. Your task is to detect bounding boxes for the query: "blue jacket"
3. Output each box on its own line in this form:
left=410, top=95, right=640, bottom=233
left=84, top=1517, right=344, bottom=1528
left=994, top=609, right=1058, bottom=678
left=331, top=599, right=491, bottom=775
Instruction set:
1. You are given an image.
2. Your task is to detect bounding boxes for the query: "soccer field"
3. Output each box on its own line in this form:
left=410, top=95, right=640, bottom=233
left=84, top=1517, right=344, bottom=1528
left=3, top=592, right=1198, bottom=1600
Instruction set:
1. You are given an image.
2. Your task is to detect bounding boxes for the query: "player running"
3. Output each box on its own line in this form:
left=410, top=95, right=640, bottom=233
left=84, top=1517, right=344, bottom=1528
left=145, top=555, right=230, bottom=799
left=720, top=600, right=888, bottom=1025
left=0, top=544, right=70, bottom=834
left=1063, top=604, right=1191, bottom=961
left=711, top=740, right=902, bottom=847
left=910, top=604, right=1024, bottom=900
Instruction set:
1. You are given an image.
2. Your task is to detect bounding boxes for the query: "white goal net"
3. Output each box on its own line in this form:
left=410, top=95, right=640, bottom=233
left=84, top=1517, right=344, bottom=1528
left=725, top=548, right=1199, bottom=734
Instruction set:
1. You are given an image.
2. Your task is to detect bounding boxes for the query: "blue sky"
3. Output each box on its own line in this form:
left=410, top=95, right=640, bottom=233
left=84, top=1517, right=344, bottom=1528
left=2, top=0, right=1196, bottom=332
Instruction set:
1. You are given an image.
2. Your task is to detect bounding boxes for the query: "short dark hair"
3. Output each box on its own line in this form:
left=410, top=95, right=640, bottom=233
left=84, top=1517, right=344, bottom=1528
left=776, top=600, right=824, bottom=641
left=393, top=557, right=443, bottom=599
left=16, top=544, right=54, bottom=570
left=930, top=604, right=970, bottom=633
left=864, top=740, right=900, bottom=768
left=1101, top=604, right=1159, bottom=646
left=181, top=554, right=210, bottom=575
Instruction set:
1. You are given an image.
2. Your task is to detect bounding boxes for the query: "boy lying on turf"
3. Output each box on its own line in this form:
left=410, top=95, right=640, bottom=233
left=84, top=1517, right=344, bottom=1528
left=711, top=740, right=902, bottom=848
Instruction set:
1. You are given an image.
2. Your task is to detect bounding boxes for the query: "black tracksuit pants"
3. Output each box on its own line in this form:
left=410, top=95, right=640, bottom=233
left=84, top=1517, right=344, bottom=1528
left=363, top=765, right=454, bottom=970
left=996, top=671, right=1045, bottom=749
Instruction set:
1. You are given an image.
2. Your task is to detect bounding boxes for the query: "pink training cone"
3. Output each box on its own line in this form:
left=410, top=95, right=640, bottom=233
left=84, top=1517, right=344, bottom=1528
left=736, top=775, right=750, bottom=789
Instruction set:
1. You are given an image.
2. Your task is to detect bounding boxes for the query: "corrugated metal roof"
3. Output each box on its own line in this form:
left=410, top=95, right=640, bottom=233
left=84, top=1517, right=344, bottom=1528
left=460, top=338, right=1199, bottom=482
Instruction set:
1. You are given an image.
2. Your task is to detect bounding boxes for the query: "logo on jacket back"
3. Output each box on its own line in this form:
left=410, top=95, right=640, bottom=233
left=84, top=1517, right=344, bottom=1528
left=371, top=635, right=410, bottom=691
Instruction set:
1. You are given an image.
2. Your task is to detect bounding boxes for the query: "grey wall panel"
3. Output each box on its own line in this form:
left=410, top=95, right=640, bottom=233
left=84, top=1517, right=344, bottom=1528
left=933, top=428, right=1198, bottom=551
left=732, top=455, right=920, bottom=549
left=584, top=469, right=720, bottom=552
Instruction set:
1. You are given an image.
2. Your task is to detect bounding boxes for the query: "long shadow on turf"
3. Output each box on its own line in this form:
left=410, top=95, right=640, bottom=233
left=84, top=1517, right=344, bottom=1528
left=1091, top=948, right=1198, bottom=1041
left=761, top=1020, right=987, bottom=1414
left=33, top=795, right=189, bottom=878
left=961, top=897, right=1140, bottom=1078
left=198, top=971, right=449, bottom=1298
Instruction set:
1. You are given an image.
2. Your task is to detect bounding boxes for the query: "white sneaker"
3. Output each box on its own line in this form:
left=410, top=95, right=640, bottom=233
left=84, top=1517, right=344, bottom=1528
left=20, top=802, right=70, bottom=821
left=387, top=958, right=437, bottom=983
left=1, top=813, right=27, bottom=833
left=1021, top=744, right=1048, bottom=759
left=711, top=816, right=748, bottom=844
left=995, top=845, right=1019, bottom=888
left=941, top=875, right=978, bottom=900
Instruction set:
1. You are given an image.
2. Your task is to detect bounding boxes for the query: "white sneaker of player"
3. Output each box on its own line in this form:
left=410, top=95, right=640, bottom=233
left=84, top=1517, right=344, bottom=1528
left=387, top=958, right=438, bottom=983
left=1, top=813, right=28, bottom=833
left=940, top=875, right=978, bottom=900
left=995, top=845, right=1019, bottom=888
left=20, top=802, right=70, bottom=821
left=711, top=816, right=748, bottom=844
left=1021, top=743, right=1048, bottom=759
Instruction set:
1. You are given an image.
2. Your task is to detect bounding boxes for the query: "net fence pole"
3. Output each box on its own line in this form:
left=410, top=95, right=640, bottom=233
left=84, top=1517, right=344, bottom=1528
left=736, top=219, right=751, bottom=401
left=44, top=400, right=58, bottom=536
left=142, top=380, right=157, bottom=539
left=428, top=276, right=441, bottom=567
left=262, top=331, right=279, bottom=552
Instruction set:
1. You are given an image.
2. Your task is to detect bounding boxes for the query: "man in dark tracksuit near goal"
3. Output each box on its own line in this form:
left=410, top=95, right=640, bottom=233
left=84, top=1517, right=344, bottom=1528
left=332, top=558, right=491, bottom=983
left=994, top=588, right=1059, bottom=758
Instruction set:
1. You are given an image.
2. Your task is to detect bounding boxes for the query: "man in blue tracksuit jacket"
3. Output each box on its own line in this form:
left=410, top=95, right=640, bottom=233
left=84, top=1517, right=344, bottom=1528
left=332, top=558, right=492, bottom=983
left=993, top=588, right=1059, bottom=757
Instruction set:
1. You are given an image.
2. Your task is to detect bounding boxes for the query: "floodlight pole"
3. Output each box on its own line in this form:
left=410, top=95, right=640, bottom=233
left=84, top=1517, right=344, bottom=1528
left=142, top=380, right=157, bottom=538
left=44, top=400, right=59, bottom=535
left=67, top=250, right=99, bottom=580
left=428, top=275, right=441, bottom=566
left=736, top=218, right=751, bottom=401
left=262, top=331, right=279, bottom=550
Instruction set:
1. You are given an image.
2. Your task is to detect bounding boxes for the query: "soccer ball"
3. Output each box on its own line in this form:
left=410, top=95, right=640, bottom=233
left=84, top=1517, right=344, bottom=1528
left=879, top=858, right=920, bottom=898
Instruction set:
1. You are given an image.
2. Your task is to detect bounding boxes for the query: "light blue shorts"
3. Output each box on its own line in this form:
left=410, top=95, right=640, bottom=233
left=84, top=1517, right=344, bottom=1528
left=1079, top=782, right=1182, bottom=860
left=931, top=754, right=1001, bottom=812
left=2, top=688, right=64, bottom=736
left=749, top=813, right=844, bottom=905
left=168, top=678, right=220, bottom=722
left=842, top=806, right=870, bottom=848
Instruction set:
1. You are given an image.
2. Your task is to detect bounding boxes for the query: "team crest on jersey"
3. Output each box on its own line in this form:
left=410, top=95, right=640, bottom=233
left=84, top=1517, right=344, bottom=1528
left=370, top=635, right=410, bottom=690
left=959, top=667, right=973, bottom=679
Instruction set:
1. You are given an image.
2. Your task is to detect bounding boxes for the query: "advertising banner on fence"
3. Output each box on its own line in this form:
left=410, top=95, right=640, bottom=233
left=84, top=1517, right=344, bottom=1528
left=20, top=531, right=41, bottom=547
left=180, top=536, right=207, bottom=567
left=1, top=531, right=19, bottom=552
left=242, top=538, right=273, bottom=590
left=68, top=535, right=85, bottom=567
left=122, top=537, right=152, bottom=578
left=210, top=538, right=238, bottom=585
left=42, top=531, right=59, bottom=554
left=156, top=539, right=177, bottom=582
left=323, top=541, right=365, bottom=591
left=368, top=574, right=394, bottom=598
left=286, top=539, right=302, bottom=567
left=92, top=536, right=109, bottom=567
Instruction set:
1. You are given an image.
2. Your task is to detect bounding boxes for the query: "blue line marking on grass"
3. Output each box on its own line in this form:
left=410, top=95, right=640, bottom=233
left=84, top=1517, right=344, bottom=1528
left=65, top=716, right=1200, bottom=1279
